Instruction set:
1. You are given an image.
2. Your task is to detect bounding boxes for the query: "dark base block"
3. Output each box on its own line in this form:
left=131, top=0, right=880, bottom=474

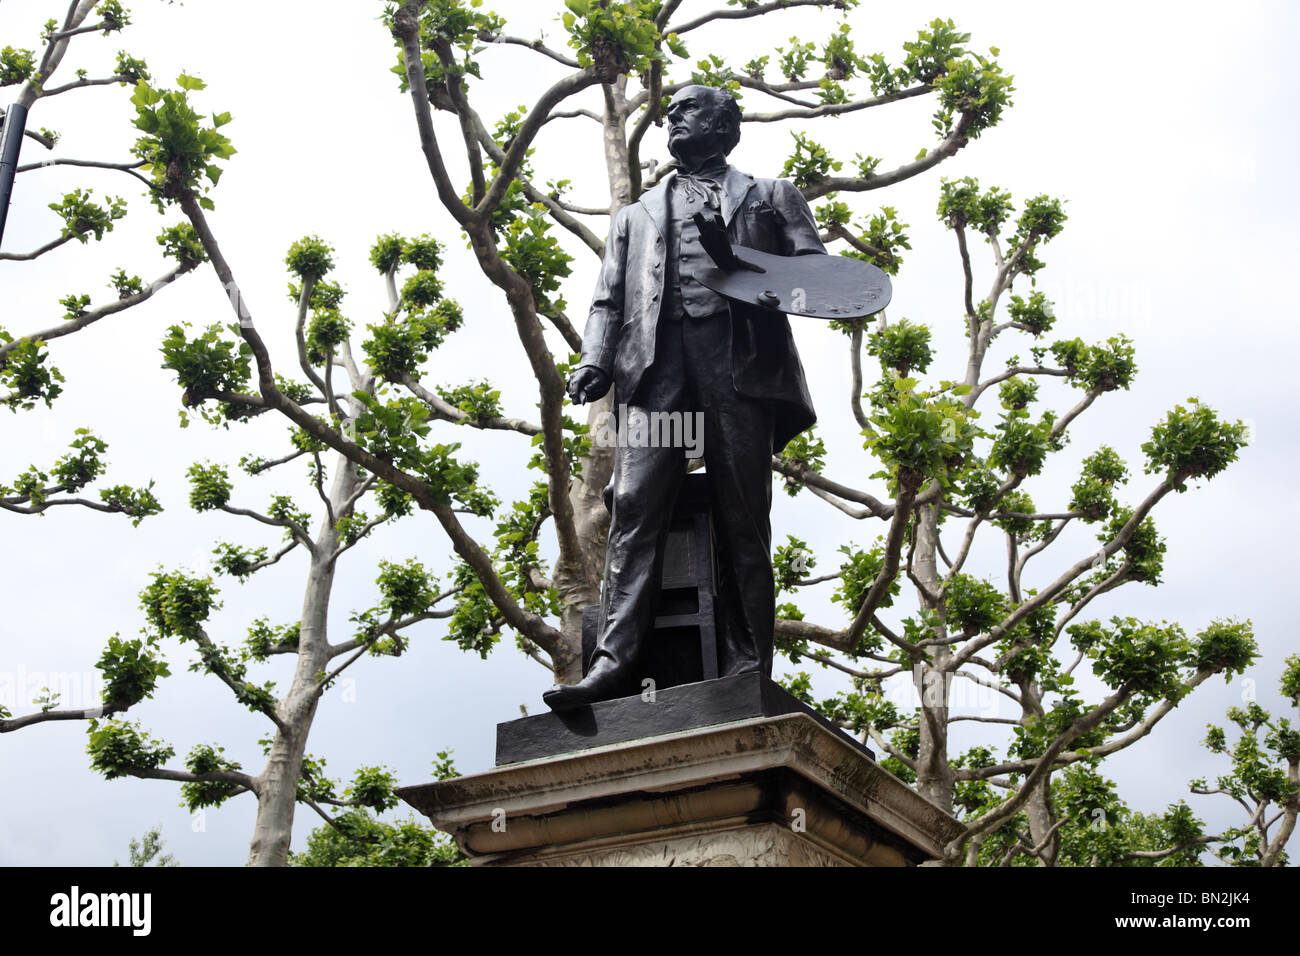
left=497, top=672, right=875, bottom=765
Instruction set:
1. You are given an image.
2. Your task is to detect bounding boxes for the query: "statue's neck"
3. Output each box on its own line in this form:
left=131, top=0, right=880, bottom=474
left=677, top=152, right=728, bottom=177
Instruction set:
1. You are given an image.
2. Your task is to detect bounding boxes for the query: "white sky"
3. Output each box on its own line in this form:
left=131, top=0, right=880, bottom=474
left=1, top=0, right=1297, bottom=866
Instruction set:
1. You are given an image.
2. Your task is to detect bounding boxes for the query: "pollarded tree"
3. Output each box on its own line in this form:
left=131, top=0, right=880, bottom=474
left=1191, top=654, right=1299, bottom=866
left=1, top=3, right=192, bottom=529
left=772, top=159, right=1265, bottom=862
left=1, top=2, right=214, bottom=732
left=770, top=176, right=1260, bottom=865
left=84, top=228, right=496, bottom=866
left=1, top=1, right=206, bottom=413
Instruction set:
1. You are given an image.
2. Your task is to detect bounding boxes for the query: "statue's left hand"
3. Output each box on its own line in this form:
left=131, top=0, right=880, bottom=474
left=693, top=212, right=764, bottom=273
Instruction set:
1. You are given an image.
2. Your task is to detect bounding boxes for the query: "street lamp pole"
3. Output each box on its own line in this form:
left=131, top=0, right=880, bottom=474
left=0, top=102, right=31, bottom=250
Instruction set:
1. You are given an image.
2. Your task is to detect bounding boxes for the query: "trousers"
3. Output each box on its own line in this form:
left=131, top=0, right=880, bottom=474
left=595, top=307, right=776, bottom=682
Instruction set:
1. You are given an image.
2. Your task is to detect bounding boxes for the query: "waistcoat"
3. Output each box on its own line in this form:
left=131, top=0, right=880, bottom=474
left=662, top=171, right=728, bottom=321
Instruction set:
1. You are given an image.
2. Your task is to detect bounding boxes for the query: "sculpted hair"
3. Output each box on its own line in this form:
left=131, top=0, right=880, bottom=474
left=712, top=88, right=742, bottom=155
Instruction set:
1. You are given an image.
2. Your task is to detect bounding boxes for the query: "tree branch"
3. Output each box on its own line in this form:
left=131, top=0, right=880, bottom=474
left=0, top=261, right=192, bottom=359
left=0, top=699, right=129, bottom=733
left=802, top=112, right=975, bottom=201
left=480, top=31, right=580, bottom=68
left=669, top=0, right=848, bottom=35
left=0, top=232, right=74, bottom=261
left=742, top=83, right=930, bottom=123
left=392, top=3, right=473, bottom=225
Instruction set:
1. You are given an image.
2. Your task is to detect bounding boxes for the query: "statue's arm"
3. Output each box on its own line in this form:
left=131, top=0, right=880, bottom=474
left=578, top=204, right=632, bottom=376
left=772, top=178, right=827, bottom=257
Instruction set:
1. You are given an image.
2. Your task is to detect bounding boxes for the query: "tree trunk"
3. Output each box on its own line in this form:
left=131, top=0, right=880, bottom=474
left=546, top=79, right=635, bottom=683
left=913, top=502, right=955, bottom=813
left=246, top=454, right=358, bottom=865
left=1023, top=782, right=1059, bottom=866
left=1019, top=680, right=1059, bottom=865
left=247, top=707, right=313, bottom=866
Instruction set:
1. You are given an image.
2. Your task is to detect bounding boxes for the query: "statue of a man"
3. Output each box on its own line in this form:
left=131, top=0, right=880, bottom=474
left=545, top=85, right=823, bottom=710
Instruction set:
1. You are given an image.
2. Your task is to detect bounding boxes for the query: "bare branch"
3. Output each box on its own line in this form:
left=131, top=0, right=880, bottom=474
left=392, top=3, right=473, bottom=224
left=543, top=108, right=603, bottom=123
left=802, top=113, right=976, bottom=202
left=0, top=494, right=144, bottom=518
left=477, top=66, right=601, bottom=216
left=398, top=371, right=540, bottom=434
left=770, top=455, right=892, bottom=518
left=1119, top=835, right=1222, bottom=862
left=40, top=74, right=130, bottom=97
left=0, top=261, right=193, bottom=360
left=190, top=626, right=289, bottom=733
left=669, top=0, right=848, bottom=35
left=0, top=232, right=74, bottom=261
left=848, top=320, right=872, bottom=431
left=292, top=277, right=334, bottom=416
left=130, top=766, right=255, bottom=793
left=219, top=504, right=316, bottom=555
left=242, top=540, right=299, bottom=576
left=0, top=699, right=130, bottom=733
left=742, top=84, right=930, bottom=123
left=539, top=304, right=585, bottom=353
left=480, top=31, right=580, bottom=68
left=17, top=0, right=99, bottom=111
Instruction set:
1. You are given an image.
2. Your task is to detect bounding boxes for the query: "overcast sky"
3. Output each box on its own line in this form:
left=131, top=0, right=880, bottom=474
left=1, top=0, right=1297, bottom=867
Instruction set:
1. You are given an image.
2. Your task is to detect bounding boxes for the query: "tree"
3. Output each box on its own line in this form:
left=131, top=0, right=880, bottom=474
left=1192, top=654, right=1299, bottom=866
left=1, top=2, right=200, bottom=418
left=0, top=10, right=460, bottom=867
left=778, top=179, right=1260, bottom=862
left=84, top=225, right=486, bottom=864
left=114, top=824, right=178, bottom=866
left=7, top=0, right=1291, bottom=867
left=290, top=750, right=465, bottom=867
left=0, top=1, right=189, bottom=732
left=772, top=176, right=1263, bottom=863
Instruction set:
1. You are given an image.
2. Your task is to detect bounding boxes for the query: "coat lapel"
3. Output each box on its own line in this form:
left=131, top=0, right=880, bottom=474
left=721, top=166, right=755, bottom=227
left=640, top=166, right=755, bottom=234
left=638, top=179, right=671, bottom=240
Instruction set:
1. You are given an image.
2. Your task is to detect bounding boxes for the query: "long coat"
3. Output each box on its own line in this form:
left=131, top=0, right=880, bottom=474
left=578, top=166, right=821, bottom=453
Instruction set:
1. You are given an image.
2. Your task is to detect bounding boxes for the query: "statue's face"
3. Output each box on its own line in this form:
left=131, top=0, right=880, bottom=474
left=666, top=86, right=725, bottom=157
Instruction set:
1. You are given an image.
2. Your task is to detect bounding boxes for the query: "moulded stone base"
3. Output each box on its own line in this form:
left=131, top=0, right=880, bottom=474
left=399, top=712, right=963, bottom=867
left=517, top=823, right=855, bottom=867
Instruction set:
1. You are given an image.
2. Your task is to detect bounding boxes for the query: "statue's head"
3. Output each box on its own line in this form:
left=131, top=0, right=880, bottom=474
left=666, top=85, right=742, bottom=162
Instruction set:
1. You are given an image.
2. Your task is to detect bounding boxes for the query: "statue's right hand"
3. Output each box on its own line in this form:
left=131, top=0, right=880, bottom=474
left=567, top=365, right=612, bottom=405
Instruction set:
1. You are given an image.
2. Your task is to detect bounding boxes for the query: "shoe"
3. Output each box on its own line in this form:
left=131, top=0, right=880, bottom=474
left=542, top=660, right=631, bottom=711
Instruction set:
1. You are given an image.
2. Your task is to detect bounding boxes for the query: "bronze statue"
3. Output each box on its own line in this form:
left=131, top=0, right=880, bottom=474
left=544, top=85, right=827, bottom=711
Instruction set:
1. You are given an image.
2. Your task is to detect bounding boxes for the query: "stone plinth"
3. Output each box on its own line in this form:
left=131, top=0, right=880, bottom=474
left=494, top=672, right=873, bottom=765
left=399, top=709, right=963, bottom=867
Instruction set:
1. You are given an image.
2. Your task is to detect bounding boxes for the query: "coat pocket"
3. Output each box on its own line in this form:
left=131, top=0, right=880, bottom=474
left=738, top=199, right=786, bottom=253
left=746, top=199, right=786, bottom=225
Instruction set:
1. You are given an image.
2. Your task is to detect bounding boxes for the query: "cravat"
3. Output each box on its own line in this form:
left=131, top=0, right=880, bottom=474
left=676, top=169, right=723, bottom=211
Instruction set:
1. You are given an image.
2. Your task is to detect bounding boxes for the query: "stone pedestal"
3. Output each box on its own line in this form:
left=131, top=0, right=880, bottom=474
left=399, top=679, right=963, bottom=866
